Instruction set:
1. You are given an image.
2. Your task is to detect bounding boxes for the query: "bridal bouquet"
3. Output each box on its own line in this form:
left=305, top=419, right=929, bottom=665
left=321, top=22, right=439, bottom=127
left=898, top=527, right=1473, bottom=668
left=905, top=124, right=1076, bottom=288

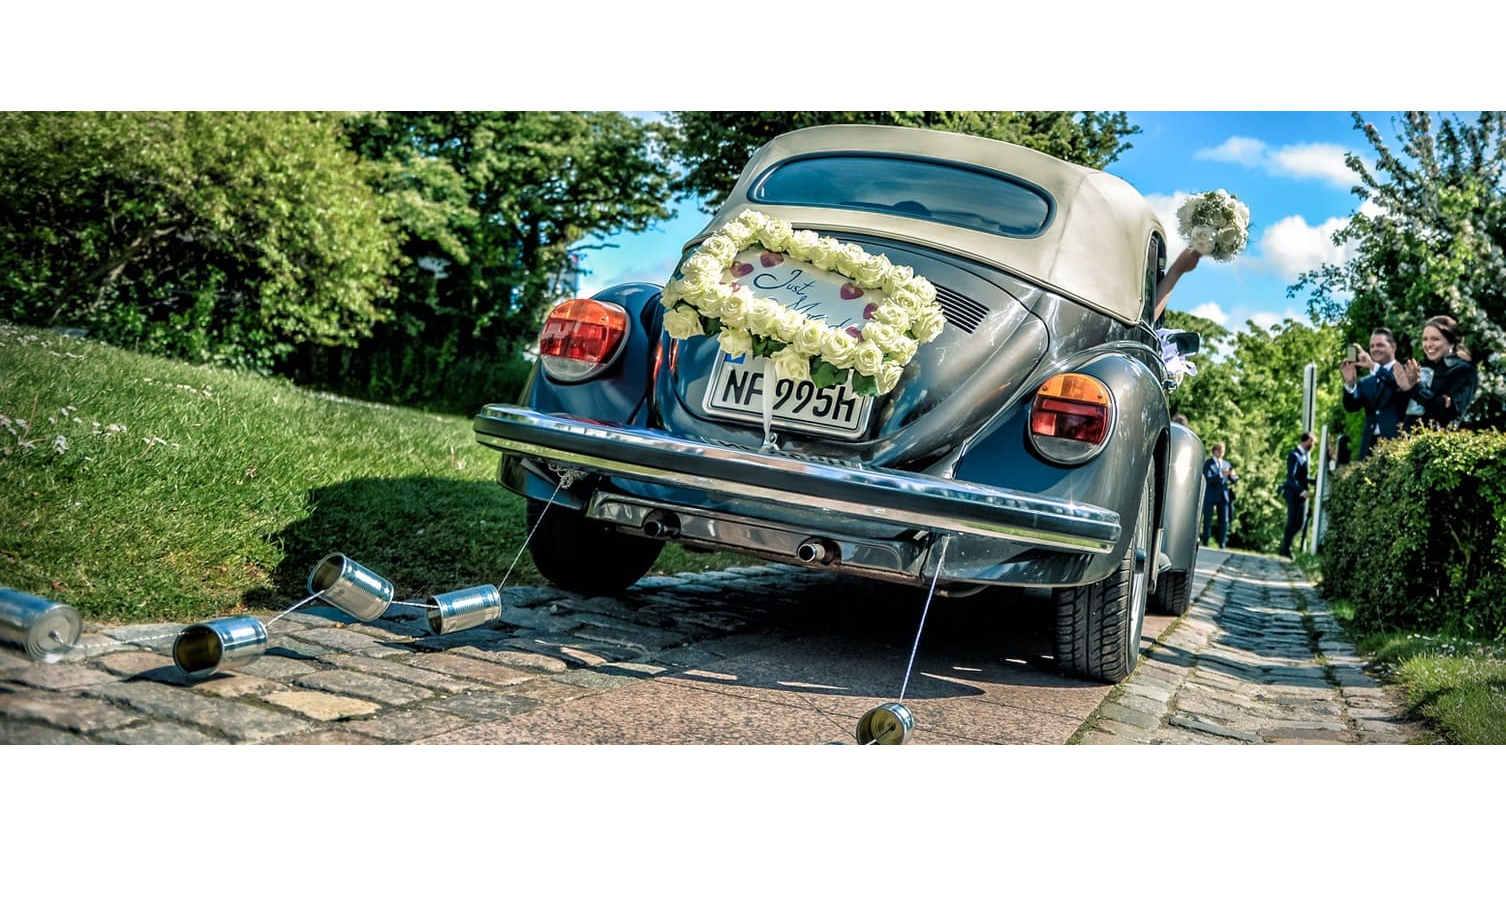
left=1175, top=189, right=1251, bottom=262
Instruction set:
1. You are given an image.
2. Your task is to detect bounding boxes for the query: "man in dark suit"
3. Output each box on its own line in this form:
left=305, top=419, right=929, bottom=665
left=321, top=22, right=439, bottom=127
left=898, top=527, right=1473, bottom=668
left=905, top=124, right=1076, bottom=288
left=1340, top=327, right=1415, bottom=460
left=1278, top=432, right=1317, bottom=558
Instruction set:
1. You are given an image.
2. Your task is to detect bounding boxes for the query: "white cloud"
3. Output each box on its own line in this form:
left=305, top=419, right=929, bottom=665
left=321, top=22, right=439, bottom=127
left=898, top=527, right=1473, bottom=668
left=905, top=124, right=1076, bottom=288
left=1267, top=143, right=1360, bottom=189
left=1193, top=136, right=1361, bottom=189
left=1255, top=214, right=1353, bottom=280
left=1188, top=301, right=1228, bottom=325
left=1248, top=311, right=1284, bottom=332
left=1194, top=137, right=1267, bottom=166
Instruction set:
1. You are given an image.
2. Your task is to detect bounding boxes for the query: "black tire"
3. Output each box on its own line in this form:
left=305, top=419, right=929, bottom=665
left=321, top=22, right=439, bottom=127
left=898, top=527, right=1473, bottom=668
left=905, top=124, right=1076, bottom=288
left=1053, top=475, right=1152, bottom=683
left=1152, top=569, right=1192, bottom=616
left=525, top=499, right=663, bottom=595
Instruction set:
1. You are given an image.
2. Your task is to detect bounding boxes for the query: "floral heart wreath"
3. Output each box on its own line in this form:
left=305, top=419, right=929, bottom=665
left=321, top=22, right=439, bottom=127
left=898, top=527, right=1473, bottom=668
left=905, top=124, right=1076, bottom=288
left=659, top=210, right=946, bottom=397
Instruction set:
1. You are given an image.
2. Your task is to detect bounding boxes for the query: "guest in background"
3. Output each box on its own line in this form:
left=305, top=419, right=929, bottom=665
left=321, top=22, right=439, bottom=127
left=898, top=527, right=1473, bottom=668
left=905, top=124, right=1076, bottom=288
left=1341, top=327, right=1414, bottom=461
left=1201, top=441, right=1234, bottom=549
left=1278, top=432, right=1317, bottom=558
left=1397, top=314, right=1478, bottom=430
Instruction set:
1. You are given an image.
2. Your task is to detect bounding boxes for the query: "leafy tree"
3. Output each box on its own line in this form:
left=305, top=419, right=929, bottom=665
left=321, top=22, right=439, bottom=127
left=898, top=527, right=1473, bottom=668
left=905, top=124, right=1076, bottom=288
left=304, top=111, right=677, bottom=412
left=667, top=111, right=1141, bottom=211
left=1170, top=312, right=1344, bottom=551
left=0, top=111, right=403, bottom=370
left=1291, top=111, right=1506, bottom=427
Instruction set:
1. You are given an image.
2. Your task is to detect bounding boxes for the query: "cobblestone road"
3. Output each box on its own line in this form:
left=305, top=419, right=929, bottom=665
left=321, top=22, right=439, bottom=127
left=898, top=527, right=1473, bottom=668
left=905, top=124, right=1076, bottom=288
left=1, top=552, right=1426, bottom=745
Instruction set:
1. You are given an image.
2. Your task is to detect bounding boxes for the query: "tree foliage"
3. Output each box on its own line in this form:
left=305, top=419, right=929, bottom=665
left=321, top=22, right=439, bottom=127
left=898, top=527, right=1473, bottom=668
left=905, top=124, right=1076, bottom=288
left=1168, top=312, right=1345, bottom=551
left=298, top=111, right=677, bottom=412
left=0, top=111, right=403, bottom=370
left=667, top=111, right=1141, bottom=212
left=1291, top=111, right=1506, bottom=426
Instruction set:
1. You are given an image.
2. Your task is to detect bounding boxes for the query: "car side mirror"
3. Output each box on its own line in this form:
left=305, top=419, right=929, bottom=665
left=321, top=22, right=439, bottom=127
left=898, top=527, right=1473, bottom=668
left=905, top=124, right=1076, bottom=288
left=1164, top=330, right=1201, bottom=356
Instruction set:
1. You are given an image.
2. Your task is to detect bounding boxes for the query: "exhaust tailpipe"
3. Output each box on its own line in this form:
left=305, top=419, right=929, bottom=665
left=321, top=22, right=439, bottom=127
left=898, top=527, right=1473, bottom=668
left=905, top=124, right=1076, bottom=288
left=796, top=538, right=839, bottom=565
left=642, top=511, right=680, bottom=539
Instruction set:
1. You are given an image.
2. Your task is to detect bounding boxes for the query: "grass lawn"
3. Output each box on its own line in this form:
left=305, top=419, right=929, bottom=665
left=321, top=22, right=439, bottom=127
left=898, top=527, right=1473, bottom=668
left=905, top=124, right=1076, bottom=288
left=0, top=322, right=749, bottom=626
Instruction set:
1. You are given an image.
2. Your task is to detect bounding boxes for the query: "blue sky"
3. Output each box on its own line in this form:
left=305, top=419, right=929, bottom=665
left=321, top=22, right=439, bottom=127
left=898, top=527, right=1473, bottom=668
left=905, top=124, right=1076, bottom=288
left=576, top=111, right=1420, bottom=335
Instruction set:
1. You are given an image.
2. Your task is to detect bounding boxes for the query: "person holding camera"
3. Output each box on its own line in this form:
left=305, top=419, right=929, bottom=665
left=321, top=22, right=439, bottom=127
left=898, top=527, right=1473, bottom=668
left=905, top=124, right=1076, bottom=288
left=1340, top=327, right=1414, bottom=461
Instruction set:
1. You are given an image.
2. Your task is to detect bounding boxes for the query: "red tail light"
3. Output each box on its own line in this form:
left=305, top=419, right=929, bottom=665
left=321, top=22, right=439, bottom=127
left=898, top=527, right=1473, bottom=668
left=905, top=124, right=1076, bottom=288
left=538, top=298, right=629, bottom=382
left=1029, top=373, right=1113, bottom=463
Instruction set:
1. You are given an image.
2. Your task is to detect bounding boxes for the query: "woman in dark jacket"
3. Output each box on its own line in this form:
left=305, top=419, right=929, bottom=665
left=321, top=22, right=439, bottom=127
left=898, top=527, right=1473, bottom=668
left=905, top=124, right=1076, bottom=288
left=1400, top=314, right=1478, bottom=429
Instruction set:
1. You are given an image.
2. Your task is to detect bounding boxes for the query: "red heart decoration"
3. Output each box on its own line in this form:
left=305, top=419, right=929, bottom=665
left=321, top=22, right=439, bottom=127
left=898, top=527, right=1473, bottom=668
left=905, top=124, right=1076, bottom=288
left=760, top=251, right=784, bottom=267
left=841, top=283, right=864, bottom=300
left=730, top=262, right=755, bottom=278
left=845, top=326, right=863, bottom=339
left=862, top=302, right=879, bottom=320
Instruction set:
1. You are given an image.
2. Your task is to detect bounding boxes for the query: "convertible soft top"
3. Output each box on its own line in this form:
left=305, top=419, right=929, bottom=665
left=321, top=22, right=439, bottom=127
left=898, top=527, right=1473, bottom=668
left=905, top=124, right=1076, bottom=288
left=691, top=124, right=1165, bottom=325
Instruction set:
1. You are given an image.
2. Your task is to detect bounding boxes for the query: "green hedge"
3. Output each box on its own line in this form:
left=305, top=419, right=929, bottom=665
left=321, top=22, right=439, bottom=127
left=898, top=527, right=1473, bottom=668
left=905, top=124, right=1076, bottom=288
left=1320, top=428, right=1506, bottom=639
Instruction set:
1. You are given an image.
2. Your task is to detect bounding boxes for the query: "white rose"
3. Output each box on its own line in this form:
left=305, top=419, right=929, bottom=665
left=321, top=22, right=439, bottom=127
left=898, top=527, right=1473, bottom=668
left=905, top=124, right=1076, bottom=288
left=862, top=322, right=903, bottom=354
left=852, top=340, right=885, bottom=377
left=852, top=253, right=890, bottom=289
left=871, top=301, right=911, bottom=331
left=745, top=297, right=784, bottom=337
left=835, top=243, right=870, bottom=279
left=720, top=220, right=756, bottom=248
left=660, top=279, right=683, bottom=310
left=909, top=276, right=936, bottom=305
left=771, top=344, right=811, bottom=383
left=773, top=306, right=805, bottom=343
left=910, top=305, right=947, bottom=344
left=717, top=327, right=754, bottom=358
left=792, top=321, right=828, bottom=356
left=663, top=304, right=704, bottom=341
left=699, top=234, right=741, bottom=266
left=809, top=237, right=842, bottom=271
left=883, top=264, right=917, bottom=296
left=755, top=217, right=794, bottom=253
left=886, top=334, right=919, bottom=365
left=1189, top=224, right=1217, bottom=256
left=735, top=209, right=768, bottom=232
left=819, top=328, right=859, bottom=367
left=717, top=289, right=750, bottom=329
left=785, top=229, right=821, bottom=261
left=874, top=362, right=903, bottom=395
left=682, top=252, right=723, bottom=283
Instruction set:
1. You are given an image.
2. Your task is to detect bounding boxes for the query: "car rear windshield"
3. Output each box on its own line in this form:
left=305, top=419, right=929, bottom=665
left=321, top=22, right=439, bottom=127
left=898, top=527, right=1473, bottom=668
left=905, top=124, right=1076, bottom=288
left=750, top=154, right=1054, bottom=238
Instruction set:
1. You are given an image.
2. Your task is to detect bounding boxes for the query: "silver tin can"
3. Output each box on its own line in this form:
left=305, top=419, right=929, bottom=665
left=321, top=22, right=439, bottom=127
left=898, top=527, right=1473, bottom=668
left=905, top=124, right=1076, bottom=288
left=307, top=553, right=393, bottom=622
left=427, top=584, right=503, bottom=635
left=856, top=702, right=915, bottom=745
left=172, top=616, right=269, bottom=679
left=0, top=587, right=82, bottom=663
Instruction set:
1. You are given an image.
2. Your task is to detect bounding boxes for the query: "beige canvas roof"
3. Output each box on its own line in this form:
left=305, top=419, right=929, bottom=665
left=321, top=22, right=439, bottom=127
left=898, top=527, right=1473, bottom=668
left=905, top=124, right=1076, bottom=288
left=687, top=124, right=1165, bottom=325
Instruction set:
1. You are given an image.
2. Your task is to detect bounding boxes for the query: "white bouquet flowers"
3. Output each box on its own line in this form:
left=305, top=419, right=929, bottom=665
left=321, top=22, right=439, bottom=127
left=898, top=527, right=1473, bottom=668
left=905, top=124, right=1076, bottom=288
left=1175, top=189, right=1251, bottom=262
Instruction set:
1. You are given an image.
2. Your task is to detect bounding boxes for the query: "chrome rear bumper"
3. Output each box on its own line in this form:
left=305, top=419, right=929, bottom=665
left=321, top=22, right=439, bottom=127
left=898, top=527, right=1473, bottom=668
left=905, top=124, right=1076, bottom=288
left=474, top=406, right=1120, bottom=554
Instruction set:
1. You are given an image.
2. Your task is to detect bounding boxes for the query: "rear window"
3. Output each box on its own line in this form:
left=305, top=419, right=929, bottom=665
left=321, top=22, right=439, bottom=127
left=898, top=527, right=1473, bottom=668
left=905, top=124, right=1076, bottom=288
left=750, top=154, right=1054, bottom=238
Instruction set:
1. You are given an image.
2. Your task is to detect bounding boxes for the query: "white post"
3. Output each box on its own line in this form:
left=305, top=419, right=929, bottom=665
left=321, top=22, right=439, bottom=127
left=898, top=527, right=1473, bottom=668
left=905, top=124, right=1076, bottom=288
left=1302, top=362, right=1317, bottom=436
left=1309, top=424, right=1329, bottom=555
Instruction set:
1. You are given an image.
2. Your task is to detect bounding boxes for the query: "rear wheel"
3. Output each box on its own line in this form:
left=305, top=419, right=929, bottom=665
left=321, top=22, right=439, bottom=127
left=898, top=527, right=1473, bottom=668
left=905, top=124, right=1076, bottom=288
left=1152, top=569, right=1192, bottom=616
left=1053, top=474, right=1153, bottom=683
left=525, top=499, right=663, bottom=595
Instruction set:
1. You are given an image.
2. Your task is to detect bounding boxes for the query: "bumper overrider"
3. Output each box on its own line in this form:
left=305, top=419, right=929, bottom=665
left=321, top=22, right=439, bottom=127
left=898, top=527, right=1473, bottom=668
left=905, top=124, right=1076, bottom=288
left=474, top=406, right=1120, bottom=574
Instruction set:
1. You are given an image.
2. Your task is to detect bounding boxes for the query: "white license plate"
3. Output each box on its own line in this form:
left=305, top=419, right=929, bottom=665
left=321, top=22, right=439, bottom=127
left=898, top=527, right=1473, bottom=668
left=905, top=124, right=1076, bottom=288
left=702, top=353, right=873, bottom=438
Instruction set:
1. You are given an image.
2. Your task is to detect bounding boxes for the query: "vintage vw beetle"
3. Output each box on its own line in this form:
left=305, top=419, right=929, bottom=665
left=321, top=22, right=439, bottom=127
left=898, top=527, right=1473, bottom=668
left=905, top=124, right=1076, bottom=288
left=473, top=124, right=1204, bottom=683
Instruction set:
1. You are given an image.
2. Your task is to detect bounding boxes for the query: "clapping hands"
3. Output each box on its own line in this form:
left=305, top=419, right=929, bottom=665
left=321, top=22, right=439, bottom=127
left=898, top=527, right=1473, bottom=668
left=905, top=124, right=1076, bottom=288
left=1394, top=358, right=1421, bottom=391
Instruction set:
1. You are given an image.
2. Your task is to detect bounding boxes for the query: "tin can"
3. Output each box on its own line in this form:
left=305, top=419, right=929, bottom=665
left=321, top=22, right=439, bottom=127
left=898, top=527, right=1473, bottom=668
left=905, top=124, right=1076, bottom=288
left=172, top=616, right=268, bottom=679
left=307, top=554, right=393, bottom=622
left=427, top=584, right=503, bottom=635
left=0, top=587, right=82, bottom=663
left=856, top=702, right=915, bottom=745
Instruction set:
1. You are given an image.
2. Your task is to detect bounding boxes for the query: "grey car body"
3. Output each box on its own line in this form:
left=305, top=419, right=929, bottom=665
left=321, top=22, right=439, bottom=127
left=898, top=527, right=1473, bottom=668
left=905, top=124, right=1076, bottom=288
left=474, top=124, right=1205, bottom=682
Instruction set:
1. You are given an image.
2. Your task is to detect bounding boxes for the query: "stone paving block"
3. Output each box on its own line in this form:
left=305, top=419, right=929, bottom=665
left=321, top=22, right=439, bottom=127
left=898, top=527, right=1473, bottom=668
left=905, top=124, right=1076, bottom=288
left=349, top=618, right=430, bottom=640
left=1087, top=717, right=1157, bottom=743
left=424, top=692, right=544, bottom=723
left=1095, top=700, right=1162, bottom=731
left=91, top=651, right=194, bottom=685
left=405, top=653, right=537, bottom=687
left=191, top=672, right=283, bottom=699
left=101, top=623, right=187, bottom=652
left=342, top=708, right=472, bottom=743
left=10, top=661, right=121, bottom=691
left=0, top=688, right=141, bottom=733
left=451, top=646, right=570, bottom=674
left=265, top=690, right=382, bottom=721
left=83, top=680, right=310, bottom=743
left=410, top=625, right=520, bottom=653
left=572, top=623, right=680, bottom=654
left=324, top=653, right=485, bottom=693
left=0, top=719, right=94, bottom=743
left=1168, top=713, right=1261, bottom=743
left=0, top=650, right=32, bottom=676
left=294, top=670, right=434, bottom=706
left=268, top=634, right=339, bottom=660
left=278, top=729, right=386, bottom=745
left=291, top=627, right=413, bottom=658
left=99, top=721, right=219, bottom=745
left=499, top=677, right=603, bottom=704
left=1120, top=679, right=1176, bottom=705
left=238, top=655, right=319, bottom=680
